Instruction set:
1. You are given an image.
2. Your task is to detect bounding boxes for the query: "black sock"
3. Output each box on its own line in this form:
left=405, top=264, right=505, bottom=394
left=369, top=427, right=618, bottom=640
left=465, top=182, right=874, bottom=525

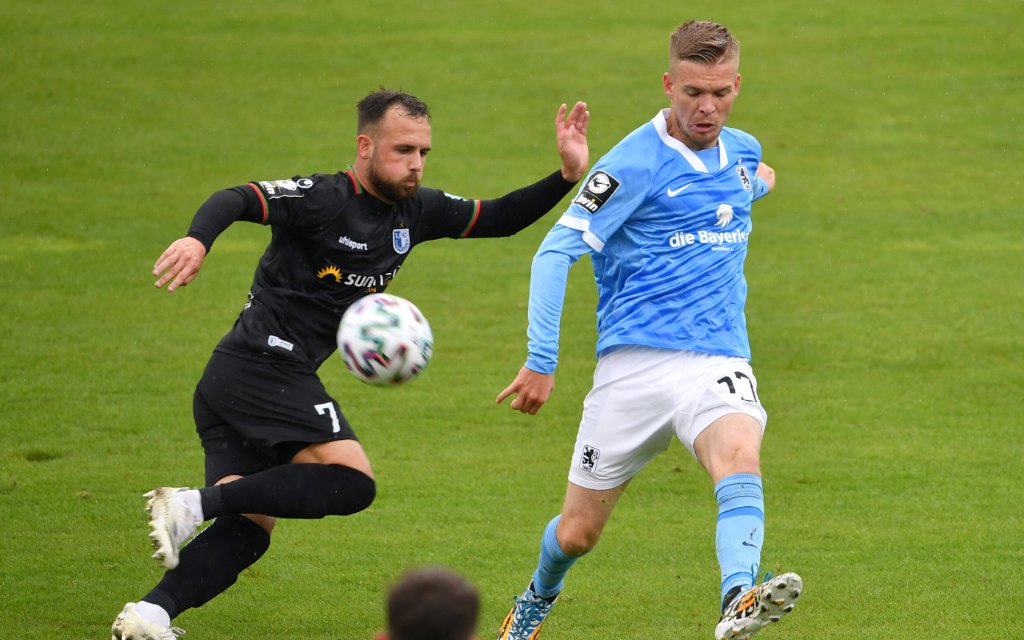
left=143, top=514, right=271, bottom=619
left=199, top=464, right=376, bottom=519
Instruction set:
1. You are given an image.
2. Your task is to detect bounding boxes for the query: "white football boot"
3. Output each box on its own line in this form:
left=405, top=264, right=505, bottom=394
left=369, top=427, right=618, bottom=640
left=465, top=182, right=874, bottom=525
left=497, top=581, right=558, bottom=640
left=111, top=603, right=184, bottom=640
left=144, top=487, right=203, bottom=569
left=714, top=572, right=802, bottom=640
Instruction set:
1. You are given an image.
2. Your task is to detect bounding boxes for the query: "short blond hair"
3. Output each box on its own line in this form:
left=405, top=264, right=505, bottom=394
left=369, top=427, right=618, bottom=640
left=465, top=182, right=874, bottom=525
left=669, top=20, right=740, bottom=66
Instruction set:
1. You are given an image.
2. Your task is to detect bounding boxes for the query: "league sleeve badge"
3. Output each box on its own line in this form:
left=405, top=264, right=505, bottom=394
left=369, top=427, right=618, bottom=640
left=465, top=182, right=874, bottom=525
left=573, top=170, right=621, bottom=214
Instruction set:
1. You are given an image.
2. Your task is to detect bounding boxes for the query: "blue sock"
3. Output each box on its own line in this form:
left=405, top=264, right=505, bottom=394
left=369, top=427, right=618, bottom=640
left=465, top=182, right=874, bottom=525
left=715, top=474, right=765, bottom=605
left=531, top=516, right=579, bottom=598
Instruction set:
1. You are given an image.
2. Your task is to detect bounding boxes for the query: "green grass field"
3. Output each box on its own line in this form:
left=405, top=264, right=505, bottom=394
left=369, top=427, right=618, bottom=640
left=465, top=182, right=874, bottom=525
left=2, top=1, right=1022, bottom=638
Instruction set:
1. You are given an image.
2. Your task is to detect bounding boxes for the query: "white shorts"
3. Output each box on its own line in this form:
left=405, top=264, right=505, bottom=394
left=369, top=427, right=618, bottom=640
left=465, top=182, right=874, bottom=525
left=567, top=347, right=768, bottom=490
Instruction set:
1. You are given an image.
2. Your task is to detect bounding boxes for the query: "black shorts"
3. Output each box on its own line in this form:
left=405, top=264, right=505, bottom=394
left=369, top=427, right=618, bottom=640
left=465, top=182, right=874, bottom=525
left=193, top=350, right=357, bottom=485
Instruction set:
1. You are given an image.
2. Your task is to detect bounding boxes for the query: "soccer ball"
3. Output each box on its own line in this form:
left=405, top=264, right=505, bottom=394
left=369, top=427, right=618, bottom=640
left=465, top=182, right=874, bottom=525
left=337, top=293, right=434, bottom=386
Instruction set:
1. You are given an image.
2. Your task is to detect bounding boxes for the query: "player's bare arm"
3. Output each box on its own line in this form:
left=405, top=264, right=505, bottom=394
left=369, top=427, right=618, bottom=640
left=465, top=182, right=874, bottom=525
left=556, top=101, right=590, bottom=182
left=496, top=365, right=555, bottom=416
left=153, top=237, right=207, bottom=292
left=756, top=161, right=775, bottom=192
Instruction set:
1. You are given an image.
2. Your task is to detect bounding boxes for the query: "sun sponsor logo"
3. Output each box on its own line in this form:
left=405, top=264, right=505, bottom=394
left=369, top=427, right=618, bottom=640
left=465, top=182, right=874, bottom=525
left=317, top=265, right=343, bottom=283
left=316, top=263, right=402, bottom=290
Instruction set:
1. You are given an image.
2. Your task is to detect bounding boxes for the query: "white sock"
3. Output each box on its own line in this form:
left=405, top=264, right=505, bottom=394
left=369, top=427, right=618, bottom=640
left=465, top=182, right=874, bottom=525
left=134, top=601, right=171, bottom=627
left=180, top=488, right=205, bottom=525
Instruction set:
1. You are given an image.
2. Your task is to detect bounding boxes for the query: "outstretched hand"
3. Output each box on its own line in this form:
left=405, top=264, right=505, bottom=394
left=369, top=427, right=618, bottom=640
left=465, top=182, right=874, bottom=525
left=556, top=101, right=590, bottom=183
left=153, top=236, right=207, bottom=292
left=496, top=365, right=555, bottom=416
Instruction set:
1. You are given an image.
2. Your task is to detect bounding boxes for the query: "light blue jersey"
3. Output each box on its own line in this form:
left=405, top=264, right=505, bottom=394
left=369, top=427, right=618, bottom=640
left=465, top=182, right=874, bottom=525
left=525, top=109, right=770, bottom=374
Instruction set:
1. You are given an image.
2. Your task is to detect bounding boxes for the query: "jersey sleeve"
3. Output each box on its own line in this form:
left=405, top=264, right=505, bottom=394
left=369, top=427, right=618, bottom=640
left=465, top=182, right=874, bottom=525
left=524, top=224, right=591, bottom=374
left=751, top=176, right=770, bottom=202
left=246, top=174, right=339, bottom=229
left=725, top=128, right=768, bottom=202
left=414, top=188, right=483, bottom=241
left=557, top=147, right=652, bottom=252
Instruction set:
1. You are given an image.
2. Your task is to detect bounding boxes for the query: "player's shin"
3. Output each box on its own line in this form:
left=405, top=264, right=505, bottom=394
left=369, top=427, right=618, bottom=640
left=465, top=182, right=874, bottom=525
left=714, top=473, right=765, bottom=606
left=143, top=514, right=271, bottom=619
left=532, top=515, right=581, bottom=597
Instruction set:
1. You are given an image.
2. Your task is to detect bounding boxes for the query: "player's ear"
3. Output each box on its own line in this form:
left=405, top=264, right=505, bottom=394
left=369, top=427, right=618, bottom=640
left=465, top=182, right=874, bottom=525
left=373, top=632, right=388, bottom=640
left=357, top=133, right=374, bottom=160
left=662, top=71, right=673, bottom=98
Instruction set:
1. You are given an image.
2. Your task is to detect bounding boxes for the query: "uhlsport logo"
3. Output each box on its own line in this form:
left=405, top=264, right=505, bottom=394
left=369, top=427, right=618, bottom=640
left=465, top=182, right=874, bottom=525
left=338, top=235, right=368, bottom=251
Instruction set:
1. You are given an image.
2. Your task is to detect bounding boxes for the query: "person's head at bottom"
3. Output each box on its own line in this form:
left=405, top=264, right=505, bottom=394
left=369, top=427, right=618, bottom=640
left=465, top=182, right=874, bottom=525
left=376, top=566, right=480, bottom=640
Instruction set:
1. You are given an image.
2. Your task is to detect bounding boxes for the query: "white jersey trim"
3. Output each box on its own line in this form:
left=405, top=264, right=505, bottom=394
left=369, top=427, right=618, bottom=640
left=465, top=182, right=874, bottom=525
left=652, top=109, right=728, bottom=173
left=557, top=214, right=604, bottom=252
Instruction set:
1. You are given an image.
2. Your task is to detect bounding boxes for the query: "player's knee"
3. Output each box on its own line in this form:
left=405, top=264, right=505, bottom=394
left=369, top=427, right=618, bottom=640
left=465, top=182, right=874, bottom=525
left=329, top=465, right=376, bottom=515
left=719, top=447, right=761, bottom=476
left=557, top=524, right=601, bottom=556
left=242, top=512, right=277, bottom=534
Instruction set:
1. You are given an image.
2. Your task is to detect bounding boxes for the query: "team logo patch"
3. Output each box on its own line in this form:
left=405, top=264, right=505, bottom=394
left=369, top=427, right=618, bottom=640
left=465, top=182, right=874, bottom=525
left=579, top=444, right=601, bottom=473
left=736, top=165, right=752, bottom=192
left=392, top=228, right=411, bottom=254
left=573, top=171, right=620, bottom=214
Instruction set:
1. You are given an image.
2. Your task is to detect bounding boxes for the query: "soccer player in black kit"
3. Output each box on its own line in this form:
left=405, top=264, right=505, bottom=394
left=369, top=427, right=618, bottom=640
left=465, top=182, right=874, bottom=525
left=111, top=89, right=590, bottom=640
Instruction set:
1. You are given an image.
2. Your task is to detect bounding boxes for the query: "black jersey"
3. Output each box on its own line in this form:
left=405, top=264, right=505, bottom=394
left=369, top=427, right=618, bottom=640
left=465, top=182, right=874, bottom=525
left=214, top=169, right=483, bottom=369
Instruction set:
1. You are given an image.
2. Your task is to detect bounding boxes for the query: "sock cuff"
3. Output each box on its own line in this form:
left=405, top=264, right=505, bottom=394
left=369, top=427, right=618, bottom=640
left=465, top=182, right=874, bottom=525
left=541, top=516, right=569, bottom=559
left=199, top=484, right=226, bottom=519
left=715, top=474, right=764, bottom=514
left=715, top=474, right=763, bottom=499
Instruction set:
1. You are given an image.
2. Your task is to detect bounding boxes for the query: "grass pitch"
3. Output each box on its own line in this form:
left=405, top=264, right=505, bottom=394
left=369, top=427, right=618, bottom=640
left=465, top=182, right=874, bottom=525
left=1, top=1, right=1022, bottom=638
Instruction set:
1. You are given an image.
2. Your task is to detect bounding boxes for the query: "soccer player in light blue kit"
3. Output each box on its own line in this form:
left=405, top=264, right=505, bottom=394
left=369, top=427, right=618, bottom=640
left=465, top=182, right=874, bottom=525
left=495, top=20, right=802, bottom=640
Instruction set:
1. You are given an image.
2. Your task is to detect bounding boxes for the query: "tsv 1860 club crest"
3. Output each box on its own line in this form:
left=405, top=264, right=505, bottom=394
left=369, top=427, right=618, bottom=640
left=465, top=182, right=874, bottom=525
left=392, top=228, right=411, bottom=254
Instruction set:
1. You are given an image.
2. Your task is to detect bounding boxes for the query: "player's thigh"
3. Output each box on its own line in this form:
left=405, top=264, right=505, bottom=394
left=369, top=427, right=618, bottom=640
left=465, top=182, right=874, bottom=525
left=674, top=355, right=767, bottom=478
left=291, top=439, right=374, bottom=478
left=567, top=347, right=678, bottom=490
left=197, top=351, right=360, bottom=464
left=194, top=383, right=279, bottom=486
left=692, top=412, right=763, bottom=483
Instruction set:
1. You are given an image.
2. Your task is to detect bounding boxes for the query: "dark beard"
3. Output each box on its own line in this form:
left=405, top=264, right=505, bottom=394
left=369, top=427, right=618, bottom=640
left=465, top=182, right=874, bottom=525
left=367, top=162, right=418, bottom=203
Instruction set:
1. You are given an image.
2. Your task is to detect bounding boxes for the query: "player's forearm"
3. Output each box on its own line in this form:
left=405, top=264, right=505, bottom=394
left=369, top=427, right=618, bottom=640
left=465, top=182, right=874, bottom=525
left=469, top=171, right=579, bottom=237
left=524, top=246, right=574, bottom=374
left=186, top=188, right=262, bottom=252
left=751, top=176, right=771, bottom=202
